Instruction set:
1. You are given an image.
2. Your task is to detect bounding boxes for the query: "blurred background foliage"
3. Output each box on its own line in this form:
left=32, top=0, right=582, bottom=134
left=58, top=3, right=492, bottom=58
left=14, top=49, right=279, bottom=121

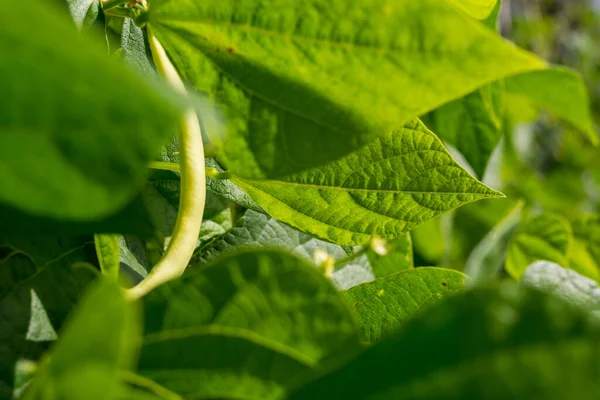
left=413, top=0, right=600, bottom=269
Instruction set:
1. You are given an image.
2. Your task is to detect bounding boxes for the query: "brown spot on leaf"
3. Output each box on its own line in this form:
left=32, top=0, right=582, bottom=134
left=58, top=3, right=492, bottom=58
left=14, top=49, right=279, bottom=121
left=441, top=280, right=448, bottom=287
left=227, top=47, right=235, bottom=54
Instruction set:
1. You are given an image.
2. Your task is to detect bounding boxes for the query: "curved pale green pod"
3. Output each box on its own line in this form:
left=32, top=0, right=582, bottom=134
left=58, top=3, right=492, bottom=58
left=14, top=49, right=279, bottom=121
left=232, top=120, right=503, bottom=246
left=506, top=214, right=572, bottom=279
left=147, top=0, right=545, bottom=179
left=344, top=267, right=467, bottom=342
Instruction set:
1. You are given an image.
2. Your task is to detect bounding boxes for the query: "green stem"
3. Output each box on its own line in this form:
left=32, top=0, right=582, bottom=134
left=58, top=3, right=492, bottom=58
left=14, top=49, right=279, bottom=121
left=126, top=30, right=206, bottom=300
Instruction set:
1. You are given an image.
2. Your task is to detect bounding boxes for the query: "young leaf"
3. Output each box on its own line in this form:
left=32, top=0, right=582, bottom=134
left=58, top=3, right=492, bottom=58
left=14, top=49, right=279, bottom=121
left=121, top=18, right=155, bottom=76
left=0, top=0, right=184, bottom=221
left=464, top=201, right=524, bottom=284
left=506, top=214, right=572, bottom=279
left=22, top=280, right=139, bottom=400
left=570, top=214, right=600, bottom=282
left=232, top=120, right=503, bottom=246
left=291, top=282, right=600, bottom=399
left=505, top=67, right=598, bottom=144
left=522, top=261, right=600, bottom=310
left=148, top=0, right=545, bottom=179
left=0, top=236, right=97, bottom=398
left=138, top=250, right=361, bottom=400
left=66, top=0, right=100, bottom=29
left=449, top=0, right=498, bottom=19
left=344, top=268, right=467, bottom=343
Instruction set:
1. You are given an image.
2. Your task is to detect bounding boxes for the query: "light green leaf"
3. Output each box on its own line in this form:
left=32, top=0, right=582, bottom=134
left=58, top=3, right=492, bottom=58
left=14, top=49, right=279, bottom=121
left=149, top=0, right=545, bottom=179
left=464, top=201, right=524, bottom=284
left=0, top=235, right=97, bottom=398
left=232, top=120, right=503, bottom=246
left=344, top=268, right=467, bottom=343
left=449, top=0, right=498, bottom=19
left=66, top=0, right=100, bottom=29
left=570, top=215, right=600, bottom=282
left=423, top=82, right=503, bottom=177
left=522, top=261, right=600, bottom=310
left=290, top=282, right=600, bottom=400
left=23, top=280, right=139, bottom=400
left=138, top=250, right=361, bottom=400
left=366, top=233, right=414, bottom=278
left=505, top=67, right=598, bottom=144
left=0, top=0, right=184, bottom=221
left=506, top=213, right=572, bottom=279
left=95, top=234, right=120, bottom=280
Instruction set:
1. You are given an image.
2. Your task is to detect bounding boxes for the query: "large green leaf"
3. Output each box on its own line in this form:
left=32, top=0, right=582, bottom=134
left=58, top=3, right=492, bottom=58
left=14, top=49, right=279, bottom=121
left=138, top=250, right=361, bottom=400
left=290, top=282, right=600, bottom=399
left=344, top=268, right=467, bottom=343
left=148, top=0, right=544, bottom=179
left=570, top=215, right=600, bottom=282
left=506, top=213, right=572, bottom=279
left=0, top=0, right=183, bottom=221
left=232, top=120, right=503, bottom=246
left=23, top=280, right=139, bottom=400
left=522, top=261, right=600, bottom=311
left=505, top=67, right=598, bottom=144
left=0, top=235, right=97, bottom=398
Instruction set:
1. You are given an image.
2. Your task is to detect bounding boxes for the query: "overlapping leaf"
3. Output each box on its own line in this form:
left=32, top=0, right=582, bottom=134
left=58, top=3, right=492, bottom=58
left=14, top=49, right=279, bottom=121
left=137, top=250, right=361, bottom=400
left=0, top=0, right=183, bottom=221
left=291, top=282, right=600, bottom=399
left=148, top=0, right=545, bottom=179
left=344, top=268, right=467, bottom=342
left=232, top=120, right=503, bottom=246
left=506, top=214, right=572, bottom=279
left=570, top=214, right=600, bottom=282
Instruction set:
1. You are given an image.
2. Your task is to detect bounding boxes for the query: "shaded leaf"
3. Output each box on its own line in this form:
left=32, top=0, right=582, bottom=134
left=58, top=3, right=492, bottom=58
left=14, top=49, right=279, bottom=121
left=570, top=214, right=600, bottom=282
left=23, top=280, right=139, bottom=400
left=505, top=67, right=598, bottom=144
left=522, top=261, right=600, bottom=310
left=138, top=250, right=361, bottom=400
left=0, top=0, right=183, bottom=221
left=506, top=213, right=572, bottom=279
left=149, top=0, right=544, bottom=179
left=344, top=268, right=467, bottom=342
left=291, top=282, right=600, bottom=400
left=233, top=120, right=503, bottom=246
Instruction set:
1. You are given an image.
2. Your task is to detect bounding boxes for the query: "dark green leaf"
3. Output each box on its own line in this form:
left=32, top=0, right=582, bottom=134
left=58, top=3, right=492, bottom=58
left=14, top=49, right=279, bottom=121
left=291, top=282, right=600, bottom=400
left=0, top=0, right=183, bottom=221
left=138, top=250, right=361, bottom=400
left=344, top=268, right=467, bottom=342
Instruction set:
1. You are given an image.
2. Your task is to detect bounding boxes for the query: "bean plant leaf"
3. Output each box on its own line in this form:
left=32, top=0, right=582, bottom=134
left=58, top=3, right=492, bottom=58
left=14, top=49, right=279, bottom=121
left=138, top=250, right=361, bottom=400
left=0, top=235, right=97, bottom=398
left=449, top=0, right=498, bottom=19
left=290, top=282, right=600, bottom=400
left=522, top=261, right=600, bottom=310
left=22, top=280, right=139, bottom=400
left=505, top=67, right=598, bottom=144
left=148, top=0, right=545, bottom=179
left=121, top=18, right=155, bottom=76
left=464, top=201, right=524, bottom=284
left=66, top=0, right=100, bottom=29
left=423, top=82, right=504, bottom=177
left=366, top=233, right=414, bottom=278
left=0, top=0, right=184, bottom=221
left=232, top=119, right=503, bottom=246
left=570, top=215, right=600, bottom=282
left=506, top=214, right=572, bottom=279
left=344, top=268, right=467, bottom=343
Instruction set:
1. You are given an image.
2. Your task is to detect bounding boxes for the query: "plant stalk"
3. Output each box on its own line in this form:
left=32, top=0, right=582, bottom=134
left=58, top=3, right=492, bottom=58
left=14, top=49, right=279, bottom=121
left=126, top=30, right=206, bottom=300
